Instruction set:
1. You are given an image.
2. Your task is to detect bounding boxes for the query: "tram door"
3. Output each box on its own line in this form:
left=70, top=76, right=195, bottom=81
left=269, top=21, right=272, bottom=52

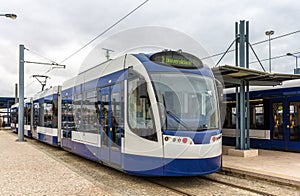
left=100, top=83, right=123, bottom=166
left=271, top=98, right=300, bottom=150
left=286, top=99, right=300, bottom=150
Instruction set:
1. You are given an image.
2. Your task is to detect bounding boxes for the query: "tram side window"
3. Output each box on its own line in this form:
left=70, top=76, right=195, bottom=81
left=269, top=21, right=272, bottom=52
left=101, top=94, right=109, bottom=147
left=11, top=108, right=18, bottom=124
left=224, top=101, right=266, bottom=129
left=52, top=99, right=58, bottom=128
left=223, top=104, right=236, bottom=128
left=28, top=105, right=31, bottom=126
left=33, top=103, right=39, bottom=129
left=24, top=107, right=28, bottom=125
left=24, top=104, right=31, bottom=125
left=62, top=96, right=75, bottom=138
left=38, top=102, right=44, bottom=127
left=73, top=94, right=82, bottom=131
left=250, top=104, right=264, bottom=129
left=43, top=101, right=53, bottom=128
left=82, top=90, right=99, bottom=133
left=128, top=74, right=157, bottom=141
left=112, top=92, right=123, bottom=147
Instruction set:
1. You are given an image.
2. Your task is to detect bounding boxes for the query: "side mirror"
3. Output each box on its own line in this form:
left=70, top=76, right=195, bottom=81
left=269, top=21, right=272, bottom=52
left=215, top=79, right=224, bottom=101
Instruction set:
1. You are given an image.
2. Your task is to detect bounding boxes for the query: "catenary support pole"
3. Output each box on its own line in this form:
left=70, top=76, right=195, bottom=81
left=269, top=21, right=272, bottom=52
left=17, top=44, right=25, bottom=141
left=239, top=20, right=246, bottom=150
left=235, top=22, right=240, bottom=149
left=246, top=21, right=250, bottom=149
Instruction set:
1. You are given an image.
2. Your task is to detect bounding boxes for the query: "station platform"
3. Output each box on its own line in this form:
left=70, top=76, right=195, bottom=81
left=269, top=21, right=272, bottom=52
left=222, top=146, right=300, bottom=187
left=0, top=129, right=109, bottom=195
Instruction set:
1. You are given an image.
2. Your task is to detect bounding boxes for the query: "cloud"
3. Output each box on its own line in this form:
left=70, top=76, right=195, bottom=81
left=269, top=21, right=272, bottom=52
left=0, top=0, right=300, bottom=97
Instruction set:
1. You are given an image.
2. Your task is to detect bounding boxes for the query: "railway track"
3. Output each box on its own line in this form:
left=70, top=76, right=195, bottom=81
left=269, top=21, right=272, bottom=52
left=146, top=172, right=298, bottom=196
left=18, top=133, right=299, bottom=195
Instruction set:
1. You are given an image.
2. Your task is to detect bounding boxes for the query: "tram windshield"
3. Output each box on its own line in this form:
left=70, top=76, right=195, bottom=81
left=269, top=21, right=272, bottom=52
left=151, top=73, right=219, bottom=131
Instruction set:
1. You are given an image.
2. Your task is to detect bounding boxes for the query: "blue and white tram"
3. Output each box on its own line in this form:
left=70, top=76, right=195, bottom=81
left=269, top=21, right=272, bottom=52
left=61, top=50, right=222, bottom=176
left=11, top=99, right=34, bottom=137
left=10, top=103, right=18, bottom=132
left=32, top=86, right=61, bottom=145
left=223, top=80, right=300, bottom=151
left=24, top=98, right=32, bottom=137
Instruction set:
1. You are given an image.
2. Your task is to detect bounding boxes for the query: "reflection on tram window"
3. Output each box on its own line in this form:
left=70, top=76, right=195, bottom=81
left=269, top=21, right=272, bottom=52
left=43, top=102, right=53, bottom=128
left=62, top=95, right=75, bottom=138
left=11, top=108, right=18, bottom=126
left=62, top=90, right=100, bottom=135
left=231, top=107, right=236, bottom=127
left=24, top=104, right=31, bottom=126
left=255, top=106, right=263, bottom=125
left=32, top=98, right=58, bottom=129
left=289, top=102, right=300, bottom=142
left=38, top=102, right=44, bottom=127
left=151, top=73, right=219, bottom=131
left=251, top=104, right=264, bottom=129
left=52, top=99, right=58, bottom=128
left=273, top=102, right=284, bottom=140
left=224, top=100, right=267, bottom=130
left=73, top=94, right=82, bottom=132
left=128, top=74, right=157, bottom=141
left=33, top=102, right=39, bottom=129
left=101, top=94, right=109, bottom=147
left=82, top=90, right=99, bottom=133
left=112, top=92, right=122, bottom=147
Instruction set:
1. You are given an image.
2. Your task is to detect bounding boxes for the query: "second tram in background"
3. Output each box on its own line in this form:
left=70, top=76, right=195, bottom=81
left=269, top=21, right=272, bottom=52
left=223, top=82, right=300, bottom=151
left=11, top=50, right=222, bottom=176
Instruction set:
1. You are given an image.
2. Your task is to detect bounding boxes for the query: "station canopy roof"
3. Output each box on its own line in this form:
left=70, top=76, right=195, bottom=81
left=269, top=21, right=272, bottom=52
left=0, top=97, right=15, bottom=110
left=212, top=65, right=300, bottom=88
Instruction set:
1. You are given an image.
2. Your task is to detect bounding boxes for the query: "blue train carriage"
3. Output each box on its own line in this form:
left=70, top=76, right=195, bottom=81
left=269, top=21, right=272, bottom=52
left=10, top=103, right=19, bottom=133
left=11, top=99, right=32, bottom=137
left=32, top=86, right=62, bottom=146
left=222, top=80, right=300, bottom=151
left=24, top=98, right=33, bottom=137
left=61, top=50, right=222, bottom=176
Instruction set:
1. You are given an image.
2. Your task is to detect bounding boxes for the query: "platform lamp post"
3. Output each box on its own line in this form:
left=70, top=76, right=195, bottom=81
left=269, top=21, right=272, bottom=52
left=287, top=53, right=300, bottom=74
left=0, top=13, right=17, bottom=20
left=265, top=30, right=274, bottom=73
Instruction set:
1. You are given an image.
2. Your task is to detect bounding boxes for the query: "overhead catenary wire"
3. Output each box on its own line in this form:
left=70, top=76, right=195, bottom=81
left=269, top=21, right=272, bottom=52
left=24, top=46, right=66, bottom=88
left=25, top=1, right=149, bottom=90
left=252, top=30, right=300, bottom=46
left=249, top=51, right=300, bottom=64
left=201, top=29, right=300, bottom=60
left=59, top=0, right=149, bottom=64
left=24, top=46, right=65, bottom=79
left=25, top=47, right=59, bottom=65
left=24, top=47, right=58, bottom=88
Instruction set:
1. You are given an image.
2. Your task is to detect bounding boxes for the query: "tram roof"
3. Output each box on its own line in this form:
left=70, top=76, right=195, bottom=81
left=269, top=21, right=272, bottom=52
left=212, top=65, right=300, bottom=88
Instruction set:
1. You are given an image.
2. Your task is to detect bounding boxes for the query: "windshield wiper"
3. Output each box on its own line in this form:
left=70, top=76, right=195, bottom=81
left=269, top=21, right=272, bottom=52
left=161, top=94, right=191, bottom=130
left=166, top=110, right=191, bottom=130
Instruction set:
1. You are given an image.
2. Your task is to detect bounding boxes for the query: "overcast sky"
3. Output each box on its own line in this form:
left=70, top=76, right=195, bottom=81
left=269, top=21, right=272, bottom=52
left=1, top=0, right=300, bottom=97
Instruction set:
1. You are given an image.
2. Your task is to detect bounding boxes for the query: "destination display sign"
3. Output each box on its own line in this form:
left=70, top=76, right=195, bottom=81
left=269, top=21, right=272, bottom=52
left=150, top=50, right=203, bottom=69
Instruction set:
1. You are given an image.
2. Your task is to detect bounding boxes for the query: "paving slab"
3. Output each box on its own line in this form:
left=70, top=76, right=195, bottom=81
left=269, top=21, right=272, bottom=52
left=0, top=130, right=110, bottom=195
left=223, top=146, right=300, bottom=187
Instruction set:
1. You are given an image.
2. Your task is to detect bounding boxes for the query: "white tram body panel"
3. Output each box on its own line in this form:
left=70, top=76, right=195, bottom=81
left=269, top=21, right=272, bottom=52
left=123, top=54, right=164, bottom=158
